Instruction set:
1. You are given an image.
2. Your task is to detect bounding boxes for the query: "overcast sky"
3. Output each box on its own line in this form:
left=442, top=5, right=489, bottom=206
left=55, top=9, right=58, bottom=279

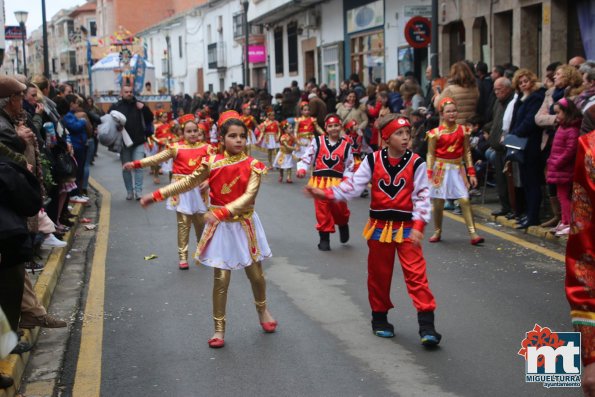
left=5, top=0, right=88, bottom=33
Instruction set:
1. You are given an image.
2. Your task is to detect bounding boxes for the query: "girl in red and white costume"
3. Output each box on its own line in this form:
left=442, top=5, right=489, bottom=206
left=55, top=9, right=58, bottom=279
left=274, top=120, right=297, bottom=183
left=124, top=115, right=215, bottom=270
left=240, top=103, right=258, bottom=155
left=306, top=114, right=441, bottom=346
left=257, top=108, right=281, bottom=169
left=153, top=116, right=179, bottom=182
left=297, top=114, right=353, bottom=251
left=140, top=110, right=276, bottom=349
left=426, top=97, right=484, bottom=245
left=294, top=101, right=325, bottom=159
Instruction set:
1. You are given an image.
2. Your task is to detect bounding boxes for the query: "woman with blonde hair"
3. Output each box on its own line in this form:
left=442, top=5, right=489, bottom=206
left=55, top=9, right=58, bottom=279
left=509, top=68, right=546, bottom=229
left=434, top=61, right=479, bottom=124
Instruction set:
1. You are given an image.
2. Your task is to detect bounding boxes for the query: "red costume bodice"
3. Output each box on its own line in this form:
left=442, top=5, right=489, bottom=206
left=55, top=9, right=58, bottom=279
left=429, top=124, right=466, bottom=159
left=313, top=136, right=351, bottom=178
left=207, top=154, right=266, bottom=206
left=171, top=142, right=213, bottom=175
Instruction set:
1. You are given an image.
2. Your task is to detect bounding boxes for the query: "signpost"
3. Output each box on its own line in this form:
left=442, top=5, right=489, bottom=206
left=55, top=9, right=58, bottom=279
left=404, top=16, right=432, bottom=49
left=5, top=26, right=23, bottom=40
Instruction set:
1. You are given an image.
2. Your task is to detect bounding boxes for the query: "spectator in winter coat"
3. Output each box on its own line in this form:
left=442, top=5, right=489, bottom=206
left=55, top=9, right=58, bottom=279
left=434, top=61, right=479, bottom=124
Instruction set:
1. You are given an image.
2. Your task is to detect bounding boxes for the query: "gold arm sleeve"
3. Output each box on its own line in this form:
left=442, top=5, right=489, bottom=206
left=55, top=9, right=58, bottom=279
left=158, top=162, right=209, bottom=199
left=462, top=127, right=474, bottom=171
left=224, top=169, right=262, bottom=216
left=139, top=146, right=175, bottom=168
left=426, top=130, right=437, bottom=171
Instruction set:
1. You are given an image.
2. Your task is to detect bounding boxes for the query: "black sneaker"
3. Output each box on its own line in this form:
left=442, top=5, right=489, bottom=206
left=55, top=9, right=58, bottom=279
left=339, top=224, right=350, bottom=243
left=418, top=311, right=441, bottom=347
left=25, top=261, right=45, bottom=274
left=318, top=232, right=331, bottom=251
left=371, top=311, right=395, bottom=338
left=11, top=340, right=32, bottom=355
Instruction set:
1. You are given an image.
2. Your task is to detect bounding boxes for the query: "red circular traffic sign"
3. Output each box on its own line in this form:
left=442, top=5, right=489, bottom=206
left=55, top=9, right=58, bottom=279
left=404, top=16, right=432, bottom=49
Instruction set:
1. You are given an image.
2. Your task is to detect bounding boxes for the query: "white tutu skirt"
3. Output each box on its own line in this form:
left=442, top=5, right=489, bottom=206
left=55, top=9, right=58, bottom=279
left=294, top=137, right=310, bottom=159
left=429, top=163, right=469, bottom=199
left=247, top=130, right=257, bottom=146
left=161, top=158, right=173, bottom=173
left=274, top=151, right=296, bottom=169
left=260, top=134, right=279, bottom=149
left=166, top=188, right=208, bottom=215
left=195, top=212, right=272, bottom=270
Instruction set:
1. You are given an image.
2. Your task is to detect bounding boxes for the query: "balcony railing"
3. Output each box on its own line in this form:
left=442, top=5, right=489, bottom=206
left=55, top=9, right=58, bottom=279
left=233, top=22, right=264, bottom=40
left=207, top=42, right=226, bottom=69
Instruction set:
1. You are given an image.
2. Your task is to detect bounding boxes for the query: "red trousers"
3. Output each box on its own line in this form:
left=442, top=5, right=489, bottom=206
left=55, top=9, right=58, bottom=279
left=314, top=199, right=350, bottom=232
left=367, top=239, right=436, bottom=313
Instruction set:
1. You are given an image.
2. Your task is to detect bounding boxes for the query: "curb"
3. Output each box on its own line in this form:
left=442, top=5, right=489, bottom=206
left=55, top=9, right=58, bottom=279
left=0, top=203, right=84, bottom=397
left=471, top=204, right=567, bottom=246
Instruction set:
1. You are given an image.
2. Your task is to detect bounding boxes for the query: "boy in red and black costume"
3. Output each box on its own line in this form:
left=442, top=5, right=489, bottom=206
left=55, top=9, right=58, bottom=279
left=297, top=114, right=353, bottom=251
left=307, top=114, right=441, bottom=347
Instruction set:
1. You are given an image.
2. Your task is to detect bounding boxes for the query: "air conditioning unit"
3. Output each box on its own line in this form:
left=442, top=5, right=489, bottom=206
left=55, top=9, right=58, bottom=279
left=303, top=9, right=319, bottom=30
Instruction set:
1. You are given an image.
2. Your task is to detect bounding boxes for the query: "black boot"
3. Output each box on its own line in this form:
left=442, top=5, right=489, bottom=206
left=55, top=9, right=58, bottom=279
left=418, top=311, right=442, bottom=347
left=339, top=224, right=350, bottom=243
left=0, top=374, right=13, bottom=389
left=371, top=311, right=394, bottom=338
left=318, top=232, right=330, bottom=251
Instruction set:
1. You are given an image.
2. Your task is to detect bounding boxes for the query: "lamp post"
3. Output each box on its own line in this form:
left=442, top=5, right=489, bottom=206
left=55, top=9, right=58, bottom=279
left=14, top=46, right=20, bottom=74
left=165, top=33, right=171, bottom=96
left=242, top=0, right=250, bottom=87
left=14, top=10, right=28, bottom=76
left=42, top=0, right=50, bottom=78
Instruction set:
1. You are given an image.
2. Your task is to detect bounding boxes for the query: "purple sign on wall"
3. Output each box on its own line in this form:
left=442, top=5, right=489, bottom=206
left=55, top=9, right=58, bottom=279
left=248, top=45, right=266, bottom=64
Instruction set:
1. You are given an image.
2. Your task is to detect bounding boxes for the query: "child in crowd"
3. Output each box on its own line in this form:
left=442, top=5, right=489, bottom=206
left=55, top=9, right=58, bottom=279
left=426, top=97, right=484, bottom=245
left=306, top=114, right=441, bottom=346
left=465, top=115, right=490, bottom=197
left=344, top=119, right=368, bottom=198
left=546, top=98, right=582, bottom=236
left=257, top=107, right=281, bottom=169
left=124, top=115, right=214, bottom=269
left=147, top=110, right=168, bottom=184
left=274, top=120, right=297, bottom=183
left=153, top=116, right=178, bottom=182
left=140, top=110, right=276, bottom=348
left=297, top=114, right=353, bottom=251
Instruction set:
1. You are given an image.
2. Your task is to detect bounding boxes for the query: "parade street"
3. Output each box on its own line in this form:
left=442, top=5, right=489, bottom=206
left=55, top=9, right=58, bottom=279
left=43, top=147, right=575, bottom=397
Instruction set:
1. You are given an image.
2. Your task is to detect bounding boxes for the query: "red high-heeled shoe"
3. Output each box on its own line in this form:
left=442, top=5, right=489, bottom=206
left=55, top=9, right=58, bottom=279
left=470, top=236, right=485, bottom=245
left=208, top=337, right=225, bottom=348
left=260, top=321, right=278, bottom=333
left=179, top=262, right=189, bottom=270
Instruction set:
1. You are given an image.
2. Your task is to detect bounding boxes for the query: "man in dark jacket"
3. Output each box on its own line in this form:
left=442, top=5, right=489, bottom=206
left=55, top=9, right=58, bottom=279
left=109, top=85, right=154, bottom=200
left=483, top=77, right=515, bottom=216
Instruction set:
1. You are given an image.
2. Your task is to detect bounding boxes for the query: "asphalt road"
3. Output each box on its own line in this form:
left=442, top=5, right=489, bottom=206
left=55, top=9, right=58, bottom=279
left=87, top=147, right=578, bottom=397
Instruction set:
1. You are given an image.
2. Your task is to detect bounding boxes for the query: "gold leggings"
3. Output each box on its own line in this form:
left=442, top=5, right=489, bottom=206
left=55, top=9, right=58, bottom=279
left=176, top=212, right=206, bottom=262
left=212, top=262, right=267, bottom=333
left=431, top=198, right=478, bottom=237
left=267, top=149, right=275, bottom=165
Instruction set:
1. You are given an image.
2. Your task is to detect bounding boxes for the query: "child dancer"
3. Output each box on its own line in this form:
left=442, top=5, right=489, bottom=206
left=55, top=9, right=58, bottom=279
left=426, top=97, right=484, bottom=245
left=546, top=98, right=582, bottom=236
left=153, top=117, right=178, bottom=182
left=274, top=120, right=297, bottom=183
left=306, top=114, right=441, bottom=346
left=294, top=101, right=325, bottom=159
left=344, top=119, right=369, bottom=198
left=124, top=115, right=214, bottom=270
left=240, top=103, right=258, bottom=155
left=147, top=110, right=168, bottom=184
left=140, top=110, right=276, bottom=348
left=257, top=107, right=280, bottom=169
left=297, top=114, right=353, bottom=251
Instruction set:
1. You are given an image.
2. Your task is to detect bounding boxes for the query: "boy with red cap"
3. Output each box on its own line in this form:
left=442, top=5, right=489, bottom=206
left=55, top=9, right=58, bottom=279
left=306, top=113, right=441, bottom=346
left=297, top=113, right=353, bottom=251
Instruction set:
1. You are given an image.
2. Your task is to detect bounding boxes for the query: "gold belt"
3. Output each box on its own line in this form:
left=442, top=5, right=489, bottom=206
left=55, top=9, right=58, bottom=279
left=209, top=206, right=254, bottom=222
left=435, top=157, right=463, bottom=165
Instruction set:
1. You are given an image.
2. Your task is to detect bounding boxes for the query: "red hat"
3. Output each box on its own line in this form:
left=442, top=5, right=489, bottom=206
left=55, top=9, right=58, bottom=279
left=381, top=117, right=411, bottom=141
left=438, top=97, right=457, bottom=112
left=300, top=101, right=310, bottom=109
left=343, top=119, right=358, bottom=131
left=266, top=106, right=274, bottom=114
left=178, top=114, right=196, bottom=128
left=155, top=110, right=166, bottom=118
left=242, top=103, right=251, bottom=110
left=279, top=120, right=290, bottom=130
left=325, top=114, right=342, bottom=127
left=196, top=122, right=209, bottom=132
left=217, top=110, right=241, bottom=129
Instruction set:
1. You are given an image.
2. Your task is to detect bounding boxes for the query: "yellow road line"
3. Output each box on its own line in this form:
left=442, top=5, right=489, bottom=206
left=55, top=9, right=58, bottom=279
left=443, top=211, right=565, bottom=263
left=72, top=177, right=110, bottom=396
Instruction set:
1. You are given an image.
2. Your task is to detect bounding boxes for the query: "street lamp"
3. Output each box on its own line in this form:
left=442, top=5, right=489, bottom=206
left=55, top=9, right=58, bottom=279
left=42, top=0, right=50, bottom=78
left=164, top=32, right=171, bottom=96
left=14, top=10, right=28, bottom=76
left=242, top=0, right=250, bottom=87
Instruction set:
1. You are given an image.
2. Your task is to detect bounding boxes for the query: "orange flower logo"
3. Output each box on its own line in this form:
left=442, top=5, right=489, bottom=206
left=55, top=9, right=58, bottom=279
left=518, top=324, right=566, bottom=368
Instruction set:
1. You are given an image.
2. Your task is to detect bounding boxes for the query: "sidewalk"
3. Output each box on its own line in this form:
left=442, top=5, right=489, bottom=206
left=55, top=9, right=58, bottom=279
left=469, top=183, right=567, bottom=247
